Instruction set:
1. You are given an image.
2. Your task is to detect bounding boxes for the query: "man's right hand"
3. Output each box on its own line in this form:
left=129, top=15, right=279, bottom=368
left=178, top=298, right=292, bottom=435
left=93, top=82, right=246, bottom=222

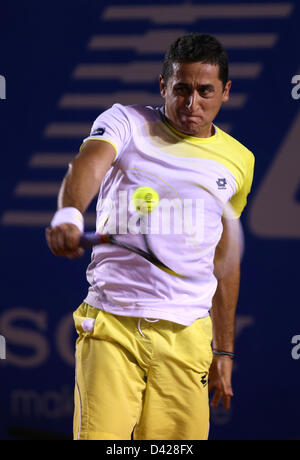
left=45, top=224, right=84, bottom=259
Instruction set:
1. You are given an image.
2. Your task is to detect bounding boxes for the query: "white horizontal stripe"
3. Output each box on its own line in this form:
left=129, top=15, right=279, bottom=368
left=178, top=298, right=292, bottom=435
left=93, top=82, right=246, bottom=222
left=73, top=62, right=164, bottom=81
left=45, top=123, right=91, bottom=138
left=14, top=182, right=61, bottom=197
left=1, top=211, right=96, bottom=227
left=59, top=92, right=246, bottom=109
left=59, top=92, right=163, bottom=108
left=29, top=153, right=74, bottom=168
left=73, top=62, right=262, bottom=81
left=217, top=34, right=277, bottom=48
left=89, top=30, right=185, bottom=52
left=229, top=63, right=262, bottom=78
left=89, top=32, right=278, bottom=51
left=103, top=4, right=293, bottom=23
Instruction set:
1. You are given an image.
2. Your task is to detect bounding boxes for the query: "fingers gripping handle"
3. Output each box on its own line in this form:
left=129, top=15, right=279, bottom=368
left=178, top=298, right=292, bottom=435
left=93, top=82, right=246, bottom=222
left=79, top=233, right=110, bottom=248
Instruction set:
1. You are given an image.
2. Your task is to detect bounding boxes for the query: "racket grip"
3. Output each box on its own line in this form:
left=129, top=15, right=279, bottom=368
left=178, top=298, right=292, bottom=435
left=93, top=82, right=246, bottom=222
left=79, top=233, right=110, bottom=248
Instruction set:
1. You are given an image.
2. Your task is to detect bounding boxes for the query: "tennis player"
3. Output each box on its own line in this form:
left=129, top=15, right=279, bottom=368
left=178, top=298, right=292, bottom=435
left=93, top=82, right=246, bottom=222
left=46, top=33, right=255, bottom=440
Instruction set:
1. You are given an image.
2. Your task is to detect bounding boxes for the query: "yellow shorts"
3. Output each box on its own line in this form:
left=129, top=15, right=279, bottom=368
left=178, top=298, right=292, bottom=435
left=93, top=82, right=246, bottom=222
left=73, top=302, right=213, bottom=440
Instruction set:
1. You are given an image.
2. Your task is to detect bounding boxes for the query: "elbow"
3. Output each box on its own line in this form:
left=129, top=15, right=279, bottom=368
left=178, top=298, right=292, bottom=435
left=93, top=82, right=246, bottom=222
left=214, top=258, right=240, bottom=282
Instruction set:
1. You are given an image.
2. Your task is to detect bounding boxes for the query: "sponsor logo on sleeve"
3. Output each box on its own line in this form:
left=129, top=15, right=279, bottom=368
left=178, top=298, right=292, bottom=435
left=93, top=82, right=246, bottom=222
left=91, top=127, right=106, bottom=136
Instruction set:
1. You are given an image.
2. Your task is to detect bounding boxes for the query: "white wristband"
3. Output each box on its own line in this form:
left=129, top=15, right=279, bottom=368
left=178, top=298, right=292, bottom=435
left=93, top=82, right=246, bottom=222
left=50, top=207, right=84, bottom=232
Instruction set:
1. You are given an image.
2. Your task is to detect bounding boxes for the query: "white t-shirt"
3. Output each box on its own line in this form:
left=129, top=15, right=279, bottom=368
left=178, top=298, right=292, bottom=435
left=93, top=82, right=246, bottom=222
left=81, top=104, right=254, bottom=326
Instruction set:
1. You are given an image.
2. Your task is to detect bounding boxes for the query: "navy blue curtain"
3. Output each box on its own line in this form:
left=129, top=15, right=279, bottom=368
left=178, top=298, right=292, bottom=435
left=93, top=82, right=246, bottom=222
left=0, top=0, right=299, bottom=440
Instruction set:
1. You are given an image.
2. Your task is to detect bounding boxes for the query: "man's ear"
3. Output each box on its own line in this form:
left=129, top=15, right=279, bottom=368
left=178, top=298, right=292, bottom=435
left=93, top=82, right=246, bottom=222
left=222, top=80, right=232, bottom=103
left=159, top=75, right=167, bottom=98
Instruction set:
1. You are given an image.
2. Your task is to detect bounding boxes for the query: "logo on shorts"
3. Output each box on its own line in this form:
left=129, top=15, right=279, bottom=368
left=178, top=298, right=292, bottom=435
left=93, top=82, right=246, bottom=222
left=91, top=127, right=106, bottom=136
left=200, top=372, right=208, bottom=387
left=216, top=178, right=227, bottom=190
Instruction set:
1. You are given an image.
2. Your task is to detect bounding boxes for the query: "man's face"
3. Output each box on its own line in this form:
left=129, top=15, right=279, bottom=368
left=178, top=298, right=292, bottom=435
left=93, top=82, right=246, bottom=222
left=159, top=61, right=231, bottom=137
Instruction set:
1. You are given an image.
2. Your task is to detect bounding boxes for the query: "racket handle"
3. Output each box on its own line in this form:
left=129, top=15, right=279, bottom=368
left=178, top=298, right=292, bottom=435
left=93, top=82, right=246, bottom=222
left=79, top=233, right=110, bottom=248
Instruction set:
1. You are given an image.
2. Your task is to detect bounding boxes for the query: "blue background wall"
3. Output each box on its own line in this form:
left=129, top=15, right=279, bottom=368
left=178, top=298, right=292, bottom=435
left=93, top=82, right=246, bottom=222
left=0, top=0, right=299, bottom=440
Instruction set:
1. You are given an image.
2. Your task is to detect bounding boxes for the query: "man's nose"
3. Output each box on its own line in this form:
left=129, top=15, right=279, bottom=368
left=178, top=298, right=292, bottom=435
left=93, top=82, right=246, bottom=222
left=186, top=91, right=199, bottom=111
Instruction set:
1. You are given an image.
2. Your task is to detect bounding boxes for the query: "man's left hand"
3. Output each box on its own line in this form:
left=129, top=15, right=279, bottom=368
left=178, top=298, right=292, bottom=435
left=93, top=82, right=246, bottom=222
left=208, top=355, right=234, bottom=410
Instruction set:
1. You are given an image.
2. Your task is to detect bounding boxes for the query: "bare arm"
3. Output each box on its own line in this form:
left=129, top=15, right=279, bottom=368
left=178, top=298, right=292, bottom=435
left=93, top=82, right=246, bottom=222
left=209, top=217, right=241, bottom=409
left=59, top=140, right=116, bottom=212
left=46, top=140, right=116, bottom=258
left=211, top=216, right=241, bottom=352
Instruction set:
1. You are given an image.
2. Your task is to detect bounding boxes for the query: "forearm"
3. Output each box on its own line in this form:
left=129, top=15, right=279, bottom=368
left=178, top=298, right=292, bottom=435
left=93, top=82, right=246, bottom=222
left=210, top=265, right=240, bottom=353
left=58, top=162, right=100, bottom=214
left=57, top=141, right=115, bottom=214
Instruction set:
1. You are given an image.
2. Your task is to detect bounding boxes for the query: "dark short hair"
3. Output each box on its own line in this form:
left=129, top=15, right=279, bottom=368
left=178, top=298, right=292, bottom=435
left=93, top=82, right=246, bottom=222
left=162, top=33, right=229, bottom=89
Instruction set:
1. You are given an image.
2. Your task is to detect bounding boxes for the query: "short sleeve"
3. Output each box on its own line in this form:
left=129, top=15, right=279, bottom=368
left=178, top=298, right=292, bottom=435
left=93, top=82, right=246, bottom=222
left=230, top=153, right=255, bottom=219
left=81, top=103, right=132, bottom=162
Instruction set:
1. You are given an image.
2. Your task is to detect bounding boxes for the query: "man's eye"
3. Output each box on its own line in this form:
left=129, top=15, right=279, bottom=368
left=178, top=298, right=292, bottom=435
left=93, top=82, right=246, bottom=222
left=199, top=87, right=213, bottom=96
left=175, top=87, right=188, bottom=94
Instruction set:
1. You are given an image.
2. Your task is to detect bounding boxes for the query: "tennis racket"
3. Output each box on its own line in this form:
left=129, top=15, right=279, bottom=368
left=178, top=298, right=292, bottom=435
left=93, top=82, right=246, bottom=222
left=79, top=231, right=188, bottom=279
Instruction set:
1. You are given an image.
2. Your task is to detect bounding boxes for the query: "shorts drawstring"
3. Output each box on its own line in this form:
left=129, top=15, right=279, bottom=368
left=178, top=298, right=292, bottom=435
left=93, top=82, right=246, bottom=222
left=137, top=318, right=144, bottom=337
left=138, top=318, right=159, bottom=337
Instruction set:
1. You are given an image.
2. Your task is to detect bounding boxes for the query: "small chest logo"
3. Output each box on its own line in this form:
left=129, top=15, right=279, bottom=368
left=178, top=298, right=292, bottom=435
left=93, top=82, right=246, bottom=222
left=91, top=127, right=106, bottom=136
left=216, top=178, right=227, bottom=190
